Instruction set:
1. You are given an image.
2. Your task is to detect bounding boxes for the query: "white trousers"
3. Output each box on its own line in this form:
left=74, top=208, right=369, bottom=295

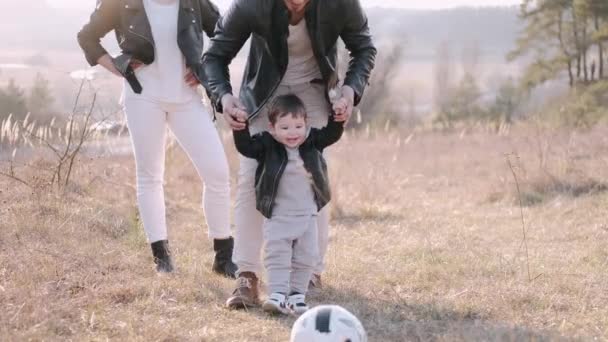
left=123, top=96, right=231, bottom=243
left=233, top=82, right=331, bottom=276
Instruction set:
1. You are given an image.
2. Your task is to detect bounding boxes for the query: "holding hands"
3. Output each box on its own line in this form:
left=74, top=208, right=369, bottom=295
left=331, top=85, right=355, bottom=123
left=221, top=94, right=249, bottom=130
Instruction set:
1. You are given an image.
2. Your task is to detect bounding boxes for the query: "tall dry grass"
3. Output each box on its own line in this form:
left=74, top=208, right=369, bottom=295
left=1, top=123, right=608, bottom=341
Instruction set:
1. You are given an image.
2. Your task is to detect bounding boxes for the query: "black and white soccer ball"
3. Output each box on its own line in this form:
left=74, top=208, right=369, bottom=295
left=290, top=305, right=367, bottom=342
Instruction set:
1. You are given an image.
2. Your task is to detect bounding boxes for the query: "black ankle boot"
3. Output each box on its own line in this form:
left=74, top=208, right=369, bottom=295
left=212, top=237, right=237, bottom=279
left=151, top=240, right=174, bottom=273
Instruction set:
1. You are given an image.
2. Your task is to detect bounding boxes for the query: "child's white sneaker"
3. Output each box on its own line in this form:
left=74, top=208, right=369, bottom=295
left=262, top=292, right=289, bottom=315
left=287, top=293, right=309, bottom=315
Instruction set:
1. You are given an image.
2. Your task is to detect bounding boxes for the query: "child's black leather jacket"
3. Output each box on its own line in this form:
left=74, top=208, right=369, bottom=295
left=233, top=117, right=344, bottom=218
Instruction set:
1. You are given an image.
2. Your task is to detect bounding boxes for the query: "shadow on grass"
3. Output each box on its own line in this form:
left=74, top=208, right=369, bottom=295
left=519, top=177, right=608, bottom=207
left=333, top=210, right=403, bottom=226
left=308, top=285, right=567, bottom=342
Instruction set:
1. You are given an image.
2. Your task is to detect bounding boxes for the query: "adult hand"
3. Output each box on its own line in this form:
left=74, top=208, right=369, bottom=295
left=221, top=94, right=248, bottom=130
left=333, top=85, right=355, bottom=123
left=184, top=68, right=200, bottom=88
left=129, top=59, right=144, bottom=71
left=96, top=54, right=122, bottom=77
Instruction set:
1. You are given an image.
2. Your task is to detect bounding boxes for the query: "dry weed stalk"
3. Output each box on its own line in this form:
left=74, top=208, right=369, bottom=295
left=0, top=78, right=98, bottom=190
left=0, top=148, right=31, bottom=188
left=505, top=152, right=543, bottom=282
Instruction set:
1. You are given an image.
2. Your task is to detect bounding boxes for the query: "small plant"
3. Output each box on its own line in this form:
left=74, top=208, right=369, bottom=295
left=0, top=78, right=99, bottom=191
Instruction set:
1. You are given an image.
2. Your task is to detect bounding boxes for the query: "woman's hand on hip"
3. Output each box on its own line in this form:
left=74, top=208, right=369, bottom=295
left=185, top=68, right=200, bottom=87
left=129, top=59, right=144, bottom=71
left=221, top=94, right=248, bottom=130
left=96, top=54, right=122, bottom=77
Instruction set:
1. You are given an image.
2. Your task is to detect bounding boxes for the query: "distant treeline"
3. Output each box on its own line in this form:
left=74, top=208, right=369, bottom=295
left=509, top=0, right=608, bottom=88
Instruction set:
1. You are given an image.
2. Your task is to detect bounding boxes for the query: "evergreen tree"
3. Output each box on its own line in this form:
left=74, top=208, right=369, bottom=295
left=490, top=77, right=523, bottom=127
left=28, top=73, right=54, bottom=118
left=0, top=78, right=28, bottom=120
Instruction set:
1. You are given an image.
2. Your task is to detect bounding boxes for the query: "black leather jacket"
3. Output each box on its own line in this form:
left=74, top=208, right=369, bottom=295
left=202, top=0, right=377, bottom=117
left=233, top=118, right=344, bottom=218
left=77, top=0, right=219, bottom=93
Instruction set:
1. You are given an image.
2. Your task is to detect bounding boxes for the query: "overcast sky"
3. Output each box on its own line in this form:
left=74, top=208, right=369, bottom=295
left=47, top=0, right=522, bottom=10
left=362, top=0, right=520, bottom=8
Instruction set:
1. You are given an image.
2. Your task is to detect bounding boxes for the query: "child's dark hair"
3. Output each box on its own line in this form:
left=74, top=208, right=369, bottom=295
left=268, top=94, right=307, bottom=125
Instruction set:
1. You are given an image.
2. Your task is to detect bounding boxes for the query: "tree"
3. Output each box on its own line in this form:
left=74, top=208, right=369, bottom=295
left=588, top=0, right=608, bottom=79
left=433, top=41, right=454, bottom=128
left=434, top=41, right=485, bottom=128
left=509, top=0, right=575, bottom=88
left=509, top=0, right=608, bottom=88
left=489, top=77, right=523, bottom=130
left=28, top=73, right=54, bottom=120
left=0, top=78, right=28, bottom=120
left=345, top=42, right=405, bottom=128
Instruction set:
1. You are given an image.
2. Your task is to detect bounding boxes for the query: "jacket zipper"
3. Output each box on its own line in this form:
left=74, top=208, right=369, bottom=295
left=267, top=154, right=287, bottom=214
left=250, top=7, right=289, bottom=120
left=250, top=79, right=281, bottom=120
left=129, top=29, right=154, bottom=50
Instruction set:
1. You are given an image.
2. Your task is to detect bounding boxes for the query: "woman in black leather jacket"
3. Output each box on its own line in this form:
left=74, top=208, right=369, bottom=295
left=77, top=0, right=237, bottom=278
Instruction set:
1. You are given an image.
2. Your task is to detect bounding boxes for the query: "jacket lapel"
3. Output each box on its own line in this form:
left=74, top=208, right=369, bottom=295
left=124, top=0, right=154, bottom=46
left=272, top=0, right=289, bottom=72
left=124, top=0, right=143, bottom=9
left=178, top=0, right=197, bottom=33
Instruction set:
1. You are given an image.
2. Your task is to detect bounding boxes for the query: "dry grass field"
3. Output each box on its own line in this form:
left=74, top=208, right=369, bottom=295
left=1, top=123, right=608, bottom=341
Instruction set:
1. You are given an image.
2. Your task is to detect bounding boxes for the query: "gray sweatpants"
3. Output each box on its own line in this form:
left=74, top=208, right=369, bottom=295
left=263, top=215, right=319, bottom=295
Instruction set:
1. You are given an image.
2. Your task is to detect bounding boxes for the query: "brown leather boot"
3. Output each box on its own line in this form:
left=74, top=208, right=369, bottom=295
left=226, top=272, right=260, bottom=309
left=308, top=273, right=322, bottom=294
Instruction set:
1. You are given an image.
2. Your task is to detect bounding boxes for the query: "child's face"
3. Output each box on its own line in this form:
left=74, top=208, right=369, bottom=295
left=269, top=113, right=307, bottom=148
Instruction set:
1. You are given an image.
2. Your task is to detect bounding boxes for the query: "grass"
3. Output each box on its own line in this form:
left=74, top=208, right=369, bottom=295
left=1, top=123, right=608, bottom=341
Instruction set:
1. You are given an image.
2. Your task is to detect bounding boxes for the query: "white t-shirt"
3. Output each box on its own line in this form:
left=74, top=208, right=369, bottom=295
left=124, top=0, right=197, bottom=103
left=281, top=19, right=322, bottom=86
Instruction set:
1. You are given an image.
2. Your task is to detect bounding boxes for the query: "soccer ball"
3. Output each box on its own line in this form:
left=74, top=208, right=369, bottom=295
left=290, top=305, right=367, bottom=342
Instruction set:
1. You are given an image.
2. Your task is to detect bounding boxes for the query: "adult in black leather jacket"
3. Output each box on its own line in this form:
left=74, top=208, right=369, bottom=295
left=204, top=0, right=376, bottom=310
left=203, top=0, right=377, bottom=123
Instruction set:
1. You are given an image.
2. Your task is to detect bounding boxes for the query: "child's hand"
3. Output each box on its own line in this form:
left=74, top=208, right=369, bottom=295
left=222, top=94, right=248, bottom=130
left=230, top=110, right=248, bottom=131
left=332, top=98, right=348, bottom=117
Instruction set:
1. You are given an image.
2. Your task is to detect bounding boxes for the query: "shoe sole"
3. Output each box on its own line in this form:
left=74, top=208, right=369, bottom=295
left=226, top=298, right=259, bottom=310
left=262, top=302, right=289, bottom=315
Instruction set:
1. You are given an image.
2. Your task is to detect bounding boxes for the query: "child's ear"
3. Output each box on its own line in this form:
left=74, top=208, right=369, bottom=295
left=268, top=122, right=275, bottom=134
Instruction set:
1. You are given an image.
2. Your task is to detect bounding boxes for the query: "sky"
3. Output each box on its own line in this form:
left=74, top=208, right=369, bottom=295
left=46, top=0, right=522, bottom=10
left=362, top=0, right=520, bottom=9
